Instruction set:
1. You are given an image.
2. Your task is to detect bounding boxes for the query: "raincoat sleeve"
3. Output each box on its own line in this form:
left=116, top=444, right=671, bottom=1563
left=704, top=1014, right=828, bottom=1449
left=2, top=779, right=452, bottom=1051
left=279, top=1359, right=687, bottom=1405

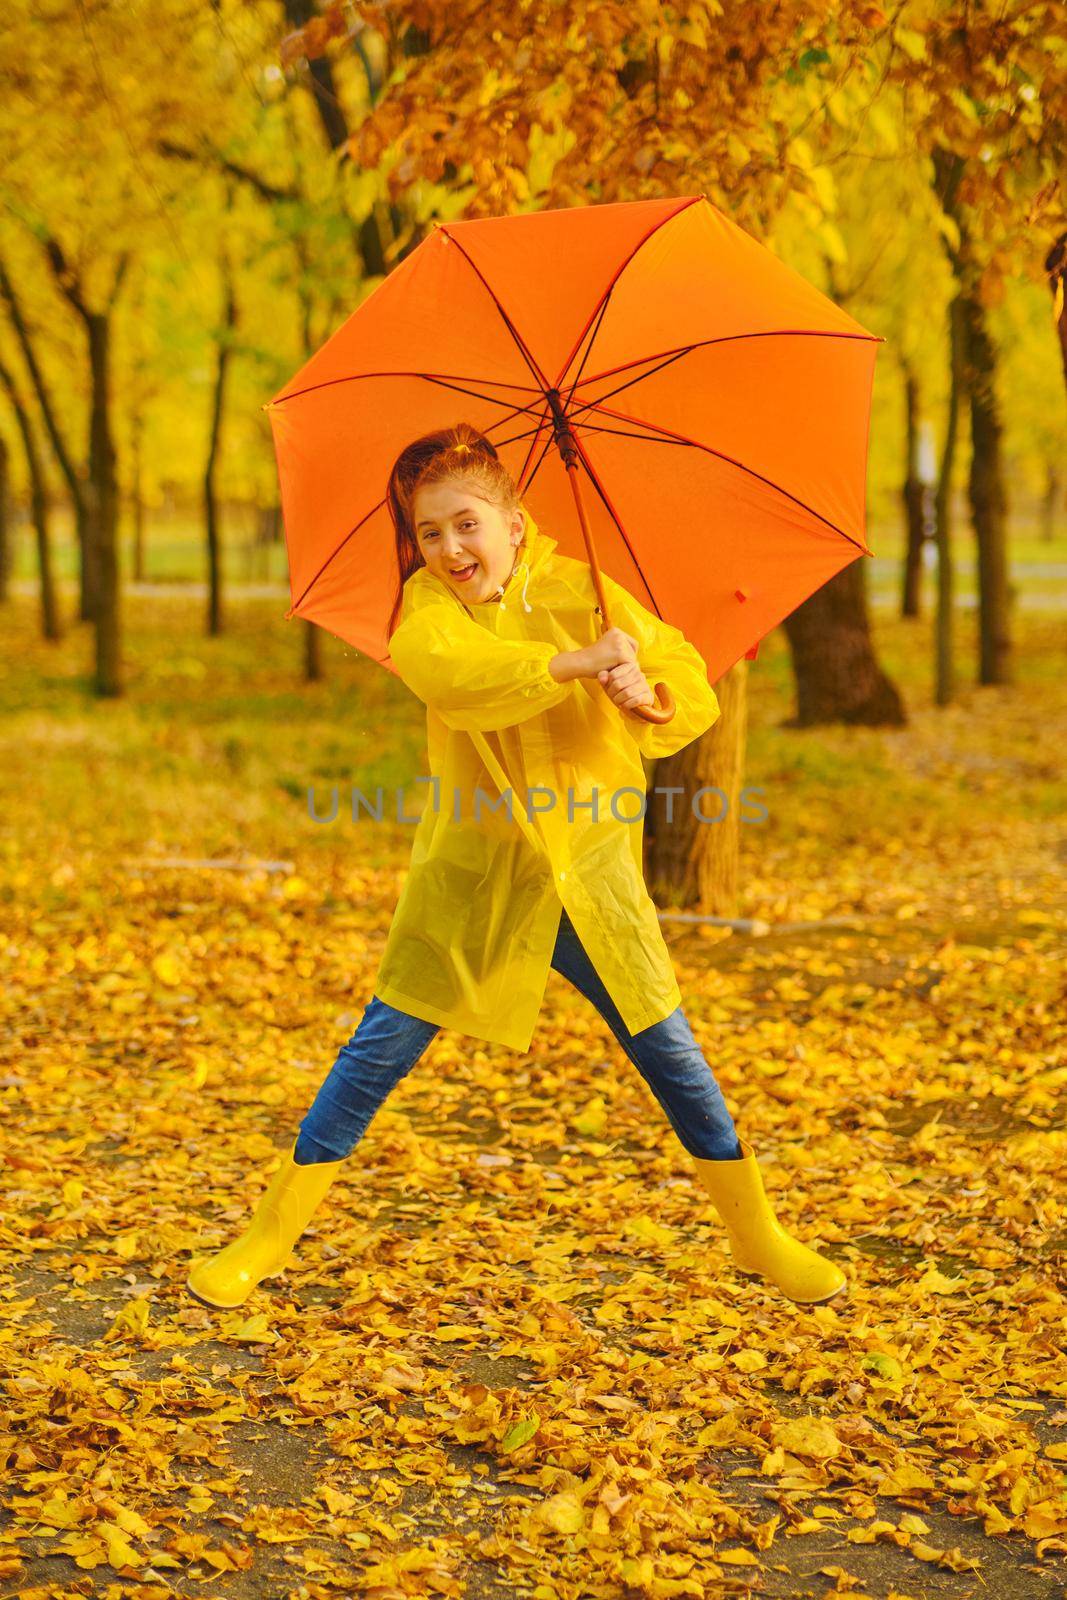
left=388, top=601, right=576, bottom=734
left=599, top=574, right=721, bottom=760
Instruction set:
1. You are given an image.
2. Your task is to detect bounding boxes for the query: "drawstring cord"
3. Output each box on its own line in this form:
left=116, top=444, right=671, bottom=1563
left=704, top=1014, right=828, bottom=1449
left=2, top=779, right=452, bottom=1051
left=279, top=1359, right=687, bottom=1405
left=498, top=553, right=532, bottom=612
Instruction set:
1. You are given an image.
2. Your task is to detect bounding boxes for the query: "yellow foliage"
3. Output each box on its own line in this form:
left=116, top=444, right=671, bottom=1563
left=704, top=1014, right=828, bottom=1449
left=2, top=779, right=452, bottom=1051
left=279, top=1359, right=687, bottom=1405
left=1, top=587, right=1065, bottom=1591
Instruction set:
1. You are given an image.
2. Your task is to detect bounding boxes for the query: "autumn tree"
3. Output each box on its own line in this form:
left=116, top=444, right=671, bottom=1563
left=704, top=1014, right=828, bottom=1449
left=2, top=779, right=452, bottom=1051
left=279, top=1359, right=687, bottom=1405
left=0, top=0, right=225, bottom=692
left=886, top=1, right=1067, bottom=690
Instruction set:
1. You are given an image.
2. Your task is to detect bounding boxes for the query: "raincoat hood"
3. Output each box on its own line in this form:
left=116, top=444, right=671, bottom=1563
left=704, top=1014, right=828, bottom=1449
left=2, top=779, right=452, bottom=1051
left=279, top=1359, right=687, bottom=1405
left=377, top=508, right=722, bottom=1053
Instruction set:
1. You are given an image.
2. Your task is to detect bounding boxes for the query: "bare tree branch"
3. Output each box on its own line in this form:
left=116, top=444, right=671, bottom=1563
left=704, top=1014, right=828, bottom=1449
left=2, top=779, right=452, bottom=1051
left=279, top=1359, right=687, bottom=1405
left=157, top=137, right=298, bottom=204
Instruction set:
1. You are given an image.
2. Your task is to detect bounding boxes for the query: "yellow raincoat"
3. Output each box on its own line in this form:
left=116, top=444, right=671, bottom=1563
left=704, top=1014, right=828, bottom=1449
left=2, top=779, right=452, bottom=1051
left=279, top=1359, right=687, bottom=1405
left=374, top=505, right=721, bottom=1051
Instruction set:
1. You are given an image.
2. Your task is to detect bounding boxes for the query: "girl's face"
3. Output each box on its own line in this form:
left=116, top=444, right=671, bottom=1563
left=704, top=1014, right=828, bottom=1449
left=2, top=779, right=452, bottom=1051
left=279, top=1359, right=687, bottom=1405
left=412, top=481, right=524, bottom=603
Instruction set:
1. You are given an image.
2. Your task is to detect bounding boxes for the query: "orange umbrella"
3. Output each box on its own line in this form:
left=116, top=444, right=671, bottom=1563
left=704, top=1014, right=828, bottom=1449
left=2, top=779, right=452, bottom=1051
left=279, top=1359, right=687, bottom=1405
left=267, top=193, right=884, bottom=719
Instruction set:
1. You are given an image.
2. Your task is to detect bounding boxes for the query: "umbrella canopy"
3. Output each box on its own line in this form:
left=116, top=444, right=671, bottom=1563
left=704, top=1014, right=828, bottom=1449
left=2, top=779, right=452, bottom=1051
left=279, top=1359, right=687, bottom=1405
left=267, top=193, right=884, bottom=684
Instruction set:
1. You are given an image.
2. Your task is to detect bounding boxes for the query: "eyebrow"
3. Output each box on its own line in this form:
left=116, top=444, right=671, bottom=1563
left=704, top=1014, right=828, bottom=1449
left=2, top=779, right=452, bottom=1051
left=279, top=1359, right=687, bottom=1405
left=416, top=507, right=478, bottom=531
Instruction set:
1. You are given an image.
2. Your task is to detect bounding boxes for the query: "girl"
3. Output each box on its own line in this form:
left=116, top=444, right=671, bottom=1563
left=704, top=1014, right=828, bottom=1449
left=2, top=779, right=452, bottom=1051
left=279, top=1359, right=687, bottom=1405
left=187, top=424, right=846, bottom=1311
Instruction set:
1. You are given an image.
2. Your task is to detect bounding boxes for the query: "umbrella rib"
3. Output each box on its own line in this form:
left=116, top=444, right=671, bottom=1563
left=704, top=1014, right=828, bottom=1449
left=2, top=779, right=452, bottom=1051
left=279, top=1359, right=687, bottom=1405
left=576, top=397, right=870, bottom=554
left=484, top=412, right=664, bottom=618
left=286, top=498, right=386, bottom=619
left=271, top=368, right=543, bottom=408
left=561, top=291, right=615, bottom=417
left=418, top=374, right=545, bottom=428
left=437, top=227, right=551, bottom=393
left=553, top=195, right=703, bottom=394
left=517, top=413, right=562, bottom=497
left=561, top=429, right=667, bottom=619
left=567, top=346, right=699, bottom=419
left=566, top=328, right=883, bottom=418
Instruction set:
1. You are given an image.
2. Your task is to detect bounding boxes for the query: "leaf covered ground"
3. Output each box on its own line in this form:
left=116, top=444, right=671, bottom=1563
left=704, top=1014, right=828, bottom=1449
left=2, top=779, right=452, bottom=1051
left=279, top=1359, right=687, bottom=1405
left=1, top=594, right=1065, bottom=1600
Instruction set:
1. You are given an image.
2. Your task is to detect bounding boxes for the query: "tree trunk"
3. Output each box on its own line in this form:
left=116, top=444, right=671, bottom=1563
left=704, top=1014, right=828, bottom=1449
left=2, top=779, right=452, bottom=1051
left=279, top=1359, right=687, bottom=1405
left=782, top=560, right=905, bottom=726
left=304, top=617, right=322, bottom=681
left=205, top=251, right=237, bottom=638
left=901, top=363, right=925, bottom=619
left=934, top=291, right=965, bottom=708
left=87, top=309, right=121, bottom=695
left=290, top=225, right=327, bottom=678
left=280, top=20, right=422, bottom=681
left=0, top=431, right=9, bottom=603
left=1046, top=232, right=1067, bottom=398
left=0, top=253, right=93, bottom=621
left=646, top=660, right=748, bottom=914
left=1041, top=463, right=1060, bottom=544
left=0, top=358, right=61, bottom=641
left=931, top=148, right=1011, bottom=691
left=283, top=0, right=350, bottom=151
left=30, top=449, right=60, bottom=644
left=282, top=2, right=421, bottom=287
left=131, top=410, right=146, bottom=582
left=959, top=277, right=1012, bottom=685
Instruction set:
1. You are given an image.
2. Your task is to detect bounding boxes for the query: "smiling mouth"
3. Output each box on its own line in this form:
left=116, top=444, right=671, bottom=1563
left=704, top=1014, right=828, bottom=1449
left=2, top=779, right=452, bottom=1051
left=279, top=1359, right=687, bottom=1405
left=450, top=563, right=478, bottom=579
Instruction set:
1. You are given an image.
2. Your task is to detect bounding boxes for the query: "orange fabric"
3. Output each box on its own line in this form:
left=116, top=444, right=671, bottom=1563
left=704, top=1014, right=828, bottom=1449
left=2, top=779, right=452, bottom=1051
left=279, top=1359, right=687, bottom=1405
left=268, top=192, right=883, bottom=684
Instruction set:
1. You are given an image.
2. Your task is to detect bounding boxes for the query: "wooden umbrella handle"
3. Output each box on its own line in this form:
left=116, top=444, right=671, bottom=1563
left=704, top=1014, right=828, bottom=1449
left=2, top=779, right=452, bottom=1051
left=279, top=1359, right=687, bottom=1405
left=598, top=606, right=676, bottom=725
left=622, top=678, right=676, bottom=725
left=557, top=430, right=676, bottom=726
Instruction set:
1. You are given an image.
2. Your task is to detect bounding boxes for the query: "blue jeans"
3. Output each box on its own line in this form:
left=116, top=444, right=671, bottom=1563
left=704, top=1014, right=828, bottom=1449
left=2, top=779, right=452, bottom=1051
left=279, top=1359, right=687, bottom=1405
left=294, top=905, right=742, bottom=1164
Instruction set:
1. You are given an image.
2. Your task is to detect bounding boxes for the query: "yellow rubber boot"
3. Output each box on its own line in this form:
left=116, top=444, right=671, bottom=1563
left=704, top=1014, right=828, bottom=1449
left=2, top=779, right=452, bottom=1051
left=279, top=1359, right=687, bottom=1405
left=186, top=1139, right=345, bottom=1309
left=691, top=1137, right=846, bottom=1305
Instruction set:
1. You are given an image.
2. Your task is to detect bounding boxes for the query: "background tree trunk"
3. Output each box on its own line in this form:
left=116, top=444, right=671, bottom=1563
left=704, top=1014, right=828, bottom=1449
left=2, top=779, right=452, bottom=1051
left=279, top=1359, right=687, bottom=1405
left=86, top=307, right=121, bottom=695
left=0, top=356, right=61, bottom=641
left=205, top=246, right=237, bottom=638
left=1045, top=232, right=1067, bottom=397
left=646, top=659, right=748, bottom=914
left=0, top=360, right=61, bottom=640
left=130, top=410, right=146, bottom=583
left=1041, top=464, right=1060, bottom=544
left=959, top=274, right=1012, bottom=685
left=901, top=363, right=925, bottom=619
left=304, top=619, right=322, bottom=682
left=279, top=24, right=358, bottom=683
left=276, top=17, right=429, bottom=682
left=0, top=253, right=93, bottom=622
left=782, top=561, right=905, bottom=726
left=934, top=291, right=965, bottom=708
left=932, top=147, right=1011, bottom=692
left=283, top=0, right=351, bottom=152
left=42, top=238, right=127, bottom=690
left=0, top=431, right=9, bottom=603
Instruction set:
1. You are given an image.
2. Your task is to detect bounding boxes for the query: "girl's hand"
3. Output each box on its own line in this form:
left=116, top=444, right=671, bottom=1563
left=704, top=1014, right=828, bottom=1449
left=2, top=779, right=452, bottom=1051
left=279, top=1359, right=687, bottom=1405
left=551, top=628, right=642, bottom=687
left=597, top=658, right=655, bottom=715
left=581, top=627, right=640, bottom=677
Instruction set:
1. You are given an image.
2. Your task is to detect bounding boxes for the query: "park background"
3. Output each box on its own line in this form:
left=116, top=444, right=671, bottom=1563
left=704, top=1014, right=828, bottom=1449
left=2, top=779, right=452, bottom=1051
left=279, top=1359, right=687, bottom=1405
left=1, top=4, right=1065, bottom=1599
